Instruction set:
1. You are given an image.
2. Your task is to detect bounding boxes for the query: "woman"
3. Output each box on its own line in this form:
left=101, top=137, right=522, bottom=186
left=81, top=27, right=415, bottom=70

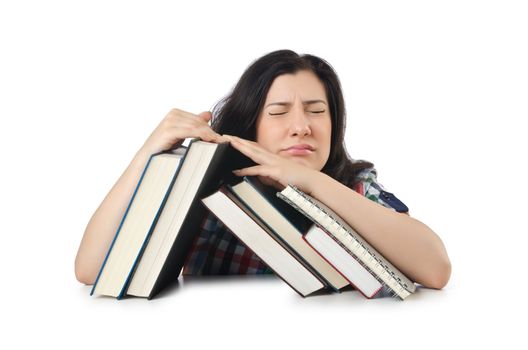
left=75, top=50, right=451, bottom=290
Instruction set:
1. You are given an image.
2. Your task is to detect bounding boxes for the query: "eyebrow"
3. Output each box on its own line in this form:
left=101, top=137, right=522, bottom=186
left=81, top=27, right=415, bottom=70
left=265, top=100, right=327, bottom=108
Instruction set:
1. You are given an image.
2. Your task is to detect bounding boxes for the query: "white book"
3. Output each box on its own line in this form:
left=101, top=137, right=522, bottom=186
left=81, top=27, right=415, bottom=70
left=91, top=149, right=186, bottom=298
left=201, top=187, right=326, bottom=297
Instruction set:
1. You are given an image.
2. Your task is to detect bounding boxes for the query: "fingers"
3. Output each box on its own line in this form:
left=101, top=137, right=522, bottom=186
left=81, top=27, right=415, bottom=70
left=225, top=135, right=261, bottom=153
left=163, top=108, right=235, bottom=146
left=169, top=108, right=204, bottom=120
left=225, top=135, right=272, bottom=165
left=232, top=166, right=285, bottom=190
left=201, top=131, right=229, bottom=143
left=196, top=124, right=229, bottom=144
left=165, top=108, right=211, bottom=127
left=178, top=110, right=213, bottom=131
left=197, top=111, right=212, bottom=122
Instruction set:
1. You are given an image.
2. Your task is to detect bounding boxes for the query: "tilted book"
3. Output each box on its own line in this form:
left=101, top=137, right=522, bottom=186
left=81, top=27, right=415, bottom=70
left=201, top=186, right=327, bottom=297
left=228, top=176, right=349, bottom=292
left=277, top=185, right=416, bottom=300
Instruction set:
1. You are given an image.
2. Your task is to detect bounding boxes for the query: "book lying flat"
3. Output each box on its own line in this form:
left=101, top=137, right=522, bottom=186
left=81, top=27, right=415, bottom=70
left=303, top=224, right=383, bottom=298
left=201, top=187, right=327, bottom=297
left=277, top=185, right=416, bottom=300
left=228, top=176, right=349, bottom=292
left=92, top=139, right=250, bottom=299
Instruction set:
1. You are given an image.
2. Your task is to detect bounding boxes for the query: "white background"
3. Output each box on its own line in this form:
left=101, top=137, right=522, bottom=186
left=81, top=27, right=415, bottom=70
left=1, top=1, right=526, bottom=349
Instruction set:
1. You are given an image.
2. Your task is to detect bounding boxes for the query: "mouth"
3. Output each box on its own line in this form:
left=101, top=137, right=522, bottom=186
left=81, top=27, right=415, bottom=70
left=282, top=148, right=314, bottom=156
left=283, top=144, right=315, bottom=151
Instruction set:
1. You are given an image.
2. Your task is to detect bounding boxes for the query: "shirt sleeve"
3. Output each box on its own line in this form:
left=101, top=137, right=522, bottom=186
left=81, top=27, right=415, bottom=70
left=353, top=167, right=410, bottom=213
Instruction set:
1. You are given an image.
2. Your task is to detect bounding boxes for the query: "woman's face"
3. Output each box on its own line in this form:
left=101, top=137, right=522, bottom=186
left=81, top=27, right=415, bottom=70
left=256, top=70, right=332, bottom=171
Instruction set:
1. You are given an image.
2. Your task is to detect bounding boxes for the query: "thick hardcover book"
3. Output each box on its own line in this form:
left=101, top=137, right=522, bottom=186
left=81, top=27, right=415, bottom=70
left=90, top=147, right=187, bottom=298
left=201, top=186, right=327, bottom=297
left=228, top=176, right=349, bottom=292
left=277, top=185, right=416, bottom=300
left=126, top=140, right=254, bottom=299
left=92, top=139, right=253, bottom=299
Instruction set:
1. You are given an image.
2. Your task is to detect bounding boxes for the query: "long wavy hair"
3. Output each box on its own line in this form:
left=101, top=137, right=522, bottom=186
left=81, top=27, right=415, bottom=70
left=211, top=49, right=374, bottom=189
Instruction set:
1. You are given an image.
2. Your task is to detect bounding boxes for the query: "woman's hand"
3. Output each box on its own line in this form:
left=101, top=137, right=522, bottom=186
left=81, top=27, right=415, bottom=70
left=224, top=135, right=320, bottom=195
left=138, top=108, right=228, bottom=157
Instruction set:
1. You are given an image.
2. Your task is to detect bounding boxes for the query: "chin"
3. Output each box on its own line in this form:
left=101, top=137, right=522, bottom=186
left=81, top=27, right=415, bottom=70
left=289, top=157, right=315, bottom=168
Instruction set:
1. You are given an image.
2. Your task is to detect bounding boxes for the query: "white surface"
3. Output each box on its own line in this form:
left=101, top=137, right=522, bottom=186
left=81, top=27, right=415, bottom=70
left=1, top=1, right=526, bottom=349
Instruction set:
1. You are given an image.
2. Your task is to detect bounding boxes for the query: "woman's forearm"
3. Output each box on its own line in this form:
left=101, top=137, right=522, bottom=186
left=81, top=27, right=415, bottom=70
left=308, top=171, right=451, bottom=289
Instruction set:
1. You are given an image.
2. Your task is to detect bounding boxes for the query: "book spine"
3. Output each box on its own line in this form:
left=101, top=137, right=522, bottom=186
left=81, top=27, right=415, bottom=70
left=279, top=186, right=410, bottom=300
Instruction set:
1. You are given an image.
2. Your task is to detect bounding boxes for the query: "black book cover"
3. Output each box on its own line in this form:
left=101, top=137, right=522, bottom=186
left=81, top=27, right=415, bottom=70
left=145, top=139, right=256, bottom=299
left=242, top=176, right=313, bottom=233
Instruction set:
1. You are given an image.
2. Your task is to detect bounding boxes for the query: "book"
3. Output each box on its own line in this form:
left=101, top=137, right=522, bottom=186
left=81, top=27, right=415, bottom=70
left=91, top=139, right=251, bottom=299
left=201, top=186, right=327, bottom=297
left=228, top=176, right=349, bottom=292
left=277, top=185, right=416, bottom=300
left=89, top=147, right=186, bottom=298
left=303, top=224, right=383, bottom=298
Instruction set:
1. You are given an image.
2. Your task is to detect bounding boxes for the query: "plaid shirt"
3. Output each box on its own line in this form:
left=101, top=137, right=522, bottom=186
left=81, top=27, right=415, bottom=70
left=182, top=167, right=409, bottom=276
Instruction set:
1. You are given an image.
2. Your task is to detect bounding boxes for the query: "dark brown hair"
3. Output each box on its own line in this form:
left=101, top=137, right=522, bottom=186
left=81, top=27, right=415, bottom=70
left=211, top=49, right=374, bottom=188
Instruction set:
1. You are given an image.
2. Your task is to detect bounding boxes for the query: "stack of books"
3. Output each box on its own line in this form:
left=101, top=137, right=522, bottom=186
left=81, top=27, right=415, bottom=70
left=90, top=139, right=416, bottom=300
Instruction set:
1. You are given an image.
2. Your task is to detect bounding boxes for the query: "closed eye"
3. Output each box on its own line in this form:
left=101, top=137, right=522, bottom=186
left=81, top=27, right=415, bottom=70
left=268, top=110, right=325, bottom=116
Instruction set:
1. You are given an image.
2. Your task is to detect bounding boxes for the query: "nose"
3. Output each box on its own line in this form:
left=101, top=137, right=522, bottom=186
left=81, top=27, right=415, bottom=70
left=289, top=106, right=312, bottom=137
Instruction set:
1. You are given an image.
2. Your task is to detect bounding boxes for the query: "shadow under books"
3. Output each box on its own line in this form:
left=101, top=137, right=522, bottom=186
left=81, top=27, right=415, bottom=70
left=181, top=274, right=334, bottom=298
left=180, top=274, right=278, bottom=286
left=161, top=274, right=370, bottom=299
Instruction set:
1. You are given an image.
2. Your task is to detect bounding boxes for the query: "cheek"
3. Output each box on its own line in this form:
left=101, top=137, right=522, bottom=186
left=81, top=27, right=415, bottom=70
left=257, top=137, right=277, bottom=153
left=256, top=121, right=279, bottom=151
left=255, top=126, right=266, bottom=146
left=319, top=119, right=332, bottom=159
left=317, top=118, right=332, bottom=142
